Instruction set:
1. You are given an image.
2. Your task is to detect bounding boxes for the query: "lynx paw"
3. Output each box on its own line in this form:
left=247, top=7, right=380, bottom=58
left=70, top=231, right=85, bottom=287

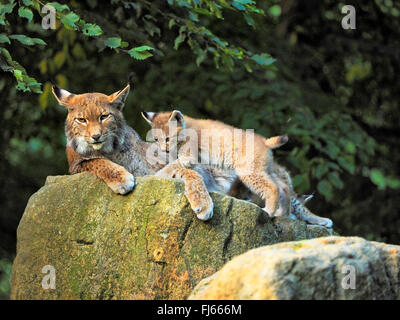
left=263, top=203, right=278, bottom=217
left=107, top=172, right=135, bottom=195
left=317, top=217, right=333, bottom=228
left=264, top=194, right=279, bottom=217
left=193, top=200, right=214, bottom=221
left=186, top=191, right=214, bottom=221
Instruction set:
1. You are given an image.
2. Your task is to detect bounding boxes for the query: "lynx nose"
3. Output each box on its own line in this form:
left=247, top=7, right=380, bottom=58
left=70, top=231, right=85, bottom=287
left=92, top=134, right=101, bottom=141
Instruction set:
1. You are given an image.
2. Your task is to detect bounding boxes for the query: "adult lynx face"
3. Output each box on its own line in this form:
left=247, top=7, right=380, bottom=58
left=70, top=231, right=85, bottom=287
left=52, top=85, right=130, bottom=156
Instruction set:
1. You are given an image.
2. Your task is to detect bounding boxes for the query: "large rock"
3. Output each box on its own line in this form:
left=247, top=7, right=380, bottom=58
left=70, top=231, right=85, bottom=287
left=11, top=172, right=332, bottom=300
left=189, top=236, right=400, bottom=300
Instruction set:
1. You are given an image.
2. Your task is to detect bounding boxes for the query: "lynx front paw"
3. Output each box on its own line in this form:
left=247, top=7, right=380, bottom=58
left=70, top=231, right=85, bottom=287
left=107, top=172, right=135, bottom=195
left=193, top=200, right=214, bottom=221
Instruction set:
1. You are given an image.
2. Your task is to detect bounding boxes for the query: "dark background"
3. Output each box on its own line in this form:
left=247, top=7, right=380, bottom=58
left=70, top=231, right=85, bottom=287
left=1, top=0, right=399, bottom=299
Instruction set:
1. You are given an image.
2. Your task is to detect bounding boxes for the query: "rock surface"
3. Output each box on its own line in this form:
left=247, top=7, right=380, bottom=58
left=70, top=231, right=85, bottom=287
left=188, top=236, right=400, bottom=300
left=11, top=172, right=332, bottom=300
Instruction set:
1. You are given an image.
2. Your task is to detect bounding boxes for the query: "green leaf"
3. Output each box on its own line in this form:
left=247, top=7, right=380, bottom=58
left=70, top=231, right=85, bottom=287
left=0, top=34, right=10, bottom=44
left=174, top=32, right=186, bottom=50
left=317, top=180, right=333, bottom=201
left=189, top=11, right=199, bottom=22
left=47, top=2, right=70, bottom=12
left=104, top=37, right=122, bottom=49
left=53, top=51, right=66, bottom=69
left=128, top=46, right=154, bottom=60
left=328, top=171, right=344, bottom=189
left=370, top=169, right=386, bottom=190
left=18, top=7, right=33, bottom=22
left=60, top=12, right=80, bottom=30
left=387, top=177, right=400, bottom=189
left=193, top=8, right=212, bottom=16
left=235, top=0, right=255, bottom=4
left=0, top=3, right=15, bottom=16
left=315, top=163, right=329, bottom=179
left=268, top=5, right=282, bottom=17
left=10, top=34, right=46, bottom=46
left=133, top=45, right=154, bottom=52
left=232, top=1, right=246, bottom=11
left=243, top=13, right=255, bottom=27
left=345, top=140, right=356, bottom=154
left=251, top=53, right=276, bottom=66
left=82, top=23, right=102, bottom=36
left=211, top=36, right=228, bottom=48
left=168, top=19, right=175, bottom=29
left=13, top=69, right=23, bottom=81
left=292, top=174, right=310, bottom=194
left=338, top=156, right=355, bottom=174
left=22, top=0, right=35, bottom=6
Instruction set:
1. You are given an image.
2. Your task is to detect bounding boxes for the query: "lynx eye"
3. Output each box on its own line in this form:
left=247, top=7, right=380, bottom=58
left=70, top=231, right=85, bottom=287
left=99, top=114, right=110, bottom=122
left=76, top=118, right=87, bottom=124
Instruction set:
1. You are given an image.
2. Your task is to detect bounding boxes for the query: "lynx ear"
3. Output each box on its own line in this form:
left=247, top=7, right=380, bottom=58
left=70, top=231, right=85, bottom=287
left=108, top=84, right=130, bottom=110
left=298, top=193, right=314, bottom=204
left=169, top=110, right=185, bottom=128
left=52, top=86, right=75, bottom=108
left=141, top=112, right=157, bottom=126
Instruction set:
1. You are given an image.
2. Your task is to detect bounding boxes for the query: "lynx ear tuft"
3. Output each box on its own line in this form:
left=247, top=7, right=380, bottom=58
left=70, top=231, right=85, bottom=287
left=298, top=193, right=314, bottom=204
left=109, top=84, right=130, bottom=110
left=51, top=86, right=74, bottom=107
left=169, top=110, right=185, bottom=128
left=141, top=112, right=157, bottom=125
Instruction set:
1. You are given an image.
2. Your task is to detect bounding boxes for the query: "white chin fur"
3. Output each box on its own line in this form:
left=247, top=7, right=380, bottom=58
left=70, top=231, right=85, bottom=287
left=91, top=143, right=103, bottom=150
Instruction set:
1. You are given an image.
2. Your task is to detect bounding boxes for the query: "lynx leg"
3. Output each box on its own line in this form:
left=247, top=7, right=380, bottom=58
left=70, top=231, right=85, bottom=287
left=237, top=172, right=279, bottom=216
left=291, top=198, right=333, bottom=228
left=174, top=168, right=214, bottom=221
left=80, top=158, right=135, bottom=195
left=274, top=180, right=291, bottom=217
left=155, top=163, right=214, bottom=221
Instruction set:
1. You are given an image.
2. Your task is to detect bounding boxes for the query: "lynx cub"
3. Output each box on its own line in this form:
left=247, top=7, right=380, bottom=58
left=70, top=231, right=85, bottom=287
left=142, top=110, right=289, bottom=217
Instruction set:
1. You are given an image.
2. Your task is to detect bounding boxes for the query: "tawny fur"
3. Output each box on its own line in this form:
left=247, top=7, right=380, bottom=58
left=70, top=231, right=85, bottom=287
left=52, top=85, right=332, bottom=226
left=53, top=84, right=215, bottom=220
left=142, top=110, right=333, bottom=227
left=142, top=110, right=288, bottom=216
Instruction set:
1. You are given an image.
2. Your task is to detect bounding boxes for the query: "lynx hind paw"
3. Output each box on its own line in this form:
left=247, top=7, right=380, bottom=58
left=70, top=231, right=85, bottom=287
left=318, top=217, right=333, bottom=228
left=107, top=172, right=135, bottom=195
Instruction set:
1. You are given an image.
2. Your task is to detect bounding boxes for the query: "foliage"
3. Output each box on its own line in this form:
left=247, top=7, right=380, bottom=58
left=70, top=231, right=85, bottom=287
left=1, top=0, right=275, bottom=93
left=0, top=259, right=12, bottom=300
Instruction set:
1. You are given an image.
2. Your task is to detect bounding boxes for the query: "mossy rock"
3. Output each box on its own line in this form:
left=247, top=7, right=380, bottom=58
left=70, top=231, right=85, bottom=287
left=11, top=172, right=333, bottom=300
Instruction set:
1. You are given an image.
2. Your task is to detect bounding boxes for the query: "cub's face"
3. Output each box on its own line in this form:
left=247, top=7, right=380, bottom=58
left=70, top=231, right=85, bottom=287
left=52, top=85, right=130, bottom=155
left=141, top=111, right=185, bottom=153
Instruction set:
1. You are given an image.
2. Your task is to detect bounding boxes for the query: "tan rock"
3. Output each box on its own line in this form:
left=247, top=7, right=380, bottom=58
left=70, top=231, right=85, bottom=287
left=188, top=236, right=400, bottom=300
